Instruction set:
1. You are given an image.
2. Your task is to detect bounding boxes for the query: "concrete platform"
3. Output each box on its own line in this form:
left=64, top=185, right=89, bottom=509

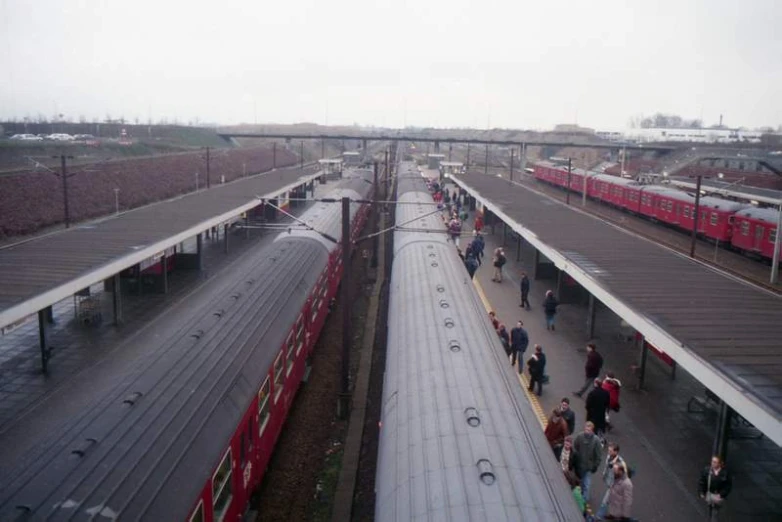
left=461, top=209, right=782, bottom=522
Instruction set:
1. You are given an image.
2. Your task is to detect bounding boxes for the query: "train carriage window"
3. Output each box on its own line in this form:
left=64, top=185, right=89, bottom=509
left=240, top=419, right=253, bottom=468
left=212, top=449, right=233, bottom=522
left=258, top=377, right=271, bottom=435
left=710, top=212, right=718, bottom=226
left=741, top=221, right=750, bottom=235
left=274, top=352, right=284, bottom=401
left=296, top=315, right=305, bottom=354
left=684, top=207, right=690, bottom=218
left=771, top=228, right=777, bottom=244
left=286, top=332, right=295, bottom=375
left=189, top=501, right=204, bottom=522
left=756, top=225, right=765, bottom=240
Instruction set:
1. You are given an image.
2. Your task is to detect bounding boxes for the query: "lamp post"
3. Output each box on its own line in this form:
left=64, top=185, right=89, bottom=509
left=114, top=188, right=120, bottom=215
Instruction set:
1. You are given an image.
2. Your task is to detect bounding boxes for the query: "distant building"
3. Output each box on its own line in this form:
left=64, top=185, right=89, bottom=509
left=427, top=153, right=445, bottom=170
left=612, top=127, right=763, bottom=144
left=553, top=124, right=595, bottom=134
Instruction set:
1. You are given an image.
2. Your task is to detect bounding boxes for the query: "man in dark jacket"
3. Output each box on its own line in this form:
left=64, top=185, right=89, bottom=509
left=519, top=272, right=531, bottom=309
left=585, top=379, right=611, bottom=437
left=574, top=343, right=604, bottom=397
left=560, top=398, right=576, bottom=435
left=699, top=455, right=732, bottom=521
left=527, top=344, right=546, bottom=396
left=473, top=233, right=485, bottom=265
left=464, top=254, right=479, bottom=279
left=510, top=321, right=529, bottom=370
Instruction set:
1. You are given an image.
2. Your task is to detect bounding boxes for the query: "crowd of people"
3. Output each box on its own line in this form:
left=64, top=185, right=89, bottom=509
left=426, top=177, right=732, bottom=521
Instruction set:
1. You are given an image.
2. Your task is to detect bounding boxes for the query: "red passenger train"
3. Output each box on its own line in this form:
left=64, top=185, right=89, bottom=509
left=533, top=162, right=781, bottom=262
left=0, top=170, right=374, bottom=522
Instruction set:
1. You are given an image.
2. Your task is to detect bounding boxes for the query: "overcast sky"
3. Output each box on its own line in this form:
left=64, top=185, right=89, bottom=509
left=1, top=0, right=780, bottom=130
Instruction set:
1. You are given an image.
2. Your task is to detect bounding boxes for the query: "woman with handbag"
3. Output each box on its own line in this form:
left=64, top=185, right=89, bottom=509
left=698, top=456, right=732, bottom=521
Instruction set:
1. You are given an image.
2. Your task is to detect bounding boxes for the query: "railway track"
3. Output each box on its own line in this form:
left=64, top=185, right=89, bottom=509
left=480, top=168, right=782, bottom=296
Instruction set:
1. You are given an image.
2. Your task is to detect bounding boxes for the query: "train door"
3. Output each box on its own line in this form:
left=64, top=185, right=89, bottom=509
left=754, top=224, right=765, bottom=251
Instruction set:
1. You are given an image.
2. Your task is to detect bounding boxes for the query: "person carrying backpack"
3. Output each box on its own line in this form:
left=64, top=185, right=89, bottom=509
left=492, top=247, right=507, bottom=282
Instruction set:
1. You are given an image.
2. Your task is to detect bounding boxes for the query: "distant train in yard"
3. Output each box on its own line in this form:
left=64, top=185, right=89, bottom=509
left=0, top=170, right=373, bottom=521
left=533, top=161, right=782, bottom=263
left=374, top=162, right=582, bottom=521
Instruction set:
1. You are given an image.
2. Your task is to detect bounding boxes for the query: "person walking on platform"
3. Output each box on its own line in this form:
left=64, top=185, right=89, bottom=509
left=601, top=372, right=622, bottom=430
left=543, top=290, right=559, bottom=330
left=489, top=311, right=499, bottom=330
left=492, top=247, right=507, bottom=282
left=604, top=464, right=634, bottom=521
left=699, top=455, right=732, bottom=521
left=526, top=344, right=546, bottom=396
left=510, top=320, right=529, bottom=370
left=559, top=436, right=577, bottom=475
left=573, top=421, right=603, bottom=501
left=474, top=212, right=484, bottom=234
left=586, top=379, right=611, bottom=438
left=596, top=442, right=627, bottom=519
left=574, top=343, right=604, bottom=397
left=464, top=253, right=478, bottom=279
left=519, top=271, right=531, bottom=309
left=560, top=398, right=576, bottom=435
left=473, top=232, right=485, bottom=266
left=448, top=216, right=462, bottom=246
left=497, top=324, right=511, bottom=357
left=545, top=408, right=569, bottom=457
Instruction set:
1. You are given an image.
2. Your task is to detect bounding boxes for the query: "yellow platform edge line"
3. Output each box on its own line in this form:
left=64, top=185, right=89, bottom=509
left=473, top=278, right=548, bottom=430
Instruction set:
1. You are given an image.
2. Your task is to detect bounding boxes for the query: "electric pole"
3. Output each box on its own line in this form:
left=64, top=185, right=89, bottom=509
left=510, top=148, right=515, bottom=182
left=51, top=154, right=76, bottom=228
left=690, top=175, right=703, bottom=258
left=61, top=155, right=71, bottom=228
left=338, top=196, right=352, bottom=419
left=205, top=147, right=211, bottom=189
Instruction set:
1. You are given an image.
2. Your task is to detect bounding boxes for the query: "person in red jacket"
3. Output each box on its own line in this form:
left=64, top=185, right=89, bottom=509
left=602, top=372, right=622, bottom=431
left=474, top=212, right=484, bottom=233
left=602, top=372, right=622, bottom=411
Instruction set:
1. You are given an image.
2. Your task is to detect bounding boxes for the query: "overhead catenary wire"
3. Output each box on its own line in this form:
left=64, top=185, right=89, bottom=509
left=260, top=198, right=339, bottom=243
left=354, top=206, right=448, bottom=243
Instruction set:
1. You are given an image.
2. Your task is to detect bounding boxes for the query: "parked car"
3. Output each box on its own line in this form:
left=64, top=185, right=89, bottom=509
left=9, top=134, right=44, bottom=141
left=48, top=133, right=75, bottom=141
